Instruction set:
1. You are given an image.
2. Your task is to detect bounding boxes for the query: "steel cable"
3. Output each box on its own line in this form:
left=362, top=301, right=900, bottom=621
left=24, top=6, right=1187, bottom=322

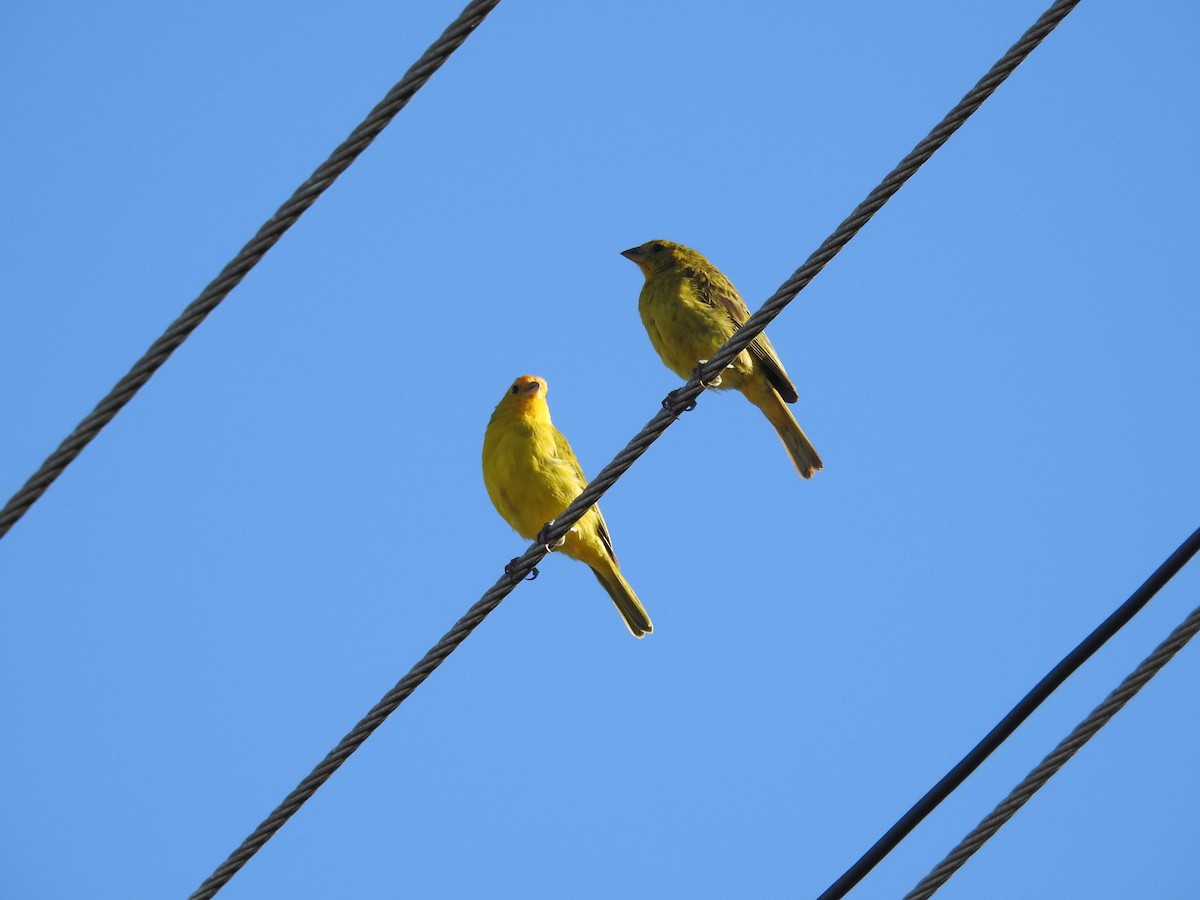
left=189, top=0, right=1082, bottom=894
left=818, top=524, right=1200, bottom=900
left=905, top=600, right=1200, bottom=899
left=0, top=0, right=503, bottom=542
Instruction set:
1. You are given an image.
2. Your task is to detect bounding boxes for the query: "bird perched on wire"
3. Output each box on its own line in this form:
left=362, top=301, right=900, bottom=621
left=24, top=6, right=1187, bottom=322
left=622, top=239, right=823, bottom=479
left=482, top=375, right=653, bottom=638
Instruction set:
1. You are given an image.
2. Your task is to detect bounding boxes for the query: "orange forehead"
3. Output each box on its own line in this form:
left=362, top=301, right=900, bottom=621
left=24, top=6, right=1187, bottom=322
left=507, top=374, right=547, bottom=397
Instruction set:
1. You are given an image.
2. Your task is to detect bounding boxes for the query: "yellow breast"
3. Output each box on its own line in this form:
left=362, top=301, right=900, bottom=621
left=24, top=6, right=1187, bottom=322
left=638, top=271, right=735, bottom=381
left=483, top=414, right=582, bottom=541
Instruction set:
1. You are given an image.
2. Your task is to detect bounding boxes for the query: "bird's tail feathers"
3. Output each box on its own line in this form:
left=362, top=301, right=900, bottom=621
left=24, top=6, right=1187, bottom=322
left=744, top=380, right=823, bottom=479
left=589, top=563, right=653, bottom=638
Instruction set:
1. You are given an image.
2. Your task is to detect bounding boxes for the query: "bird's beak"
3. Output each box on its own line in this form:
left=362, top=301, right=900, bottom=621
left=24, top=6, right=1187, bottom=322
left=524, top=381, right=541, bottom=394
left=620, top=246, right=643, bottom=262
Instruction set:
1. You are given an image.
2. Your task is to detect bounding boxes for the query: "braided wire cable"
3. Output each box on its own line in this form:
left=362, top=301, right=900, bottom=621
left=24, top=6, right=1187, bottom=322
left=818, top=524, right=1200, bottom=900
left=0, top=0, right=503, bottom=542
left=519, top=0, right=1084, bottom=561
left=697, top=0, right=1082, bottom=387
left=190, top=1, right=1081, bottom=895
left=905, top=601, right=1200, bottom=899
left=187, top=559, right=541, bottom=899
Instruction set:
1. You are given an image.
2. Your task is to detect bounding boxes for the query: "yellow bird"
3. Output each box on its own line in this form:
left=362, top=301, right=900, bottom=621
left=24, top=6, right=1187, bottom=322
left=482, top=375, right=653, bottom=638
left=622, top=239, right=823, bottom=479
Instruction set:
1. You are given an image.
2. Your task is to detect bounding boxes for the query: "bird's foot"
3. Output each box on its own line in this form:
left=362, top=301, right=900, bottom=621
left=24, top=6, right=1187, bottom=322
left=505, top=557, right=538, bottom=582
left=536, top=521, right=567, bottom=552
left=662, top=388, right=697, bottom=415
left=693, top=359, right=726, bottom=389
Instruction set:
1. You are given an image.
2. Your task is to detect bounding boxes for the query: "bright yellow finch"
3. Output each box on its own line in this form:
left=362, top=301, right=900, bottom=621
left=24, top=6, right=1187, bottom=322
left=482, top=375, right=653, bottom=638
left=622, top=239, right=823, bottom=479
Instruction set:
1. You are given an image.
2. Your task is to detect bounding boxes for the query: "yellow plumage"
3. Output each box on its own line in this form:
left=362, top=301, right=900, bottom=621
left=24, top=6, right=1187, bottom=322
left=482, top=375, right=653, bottom=637
left=622, top=239, right=823, bottom=479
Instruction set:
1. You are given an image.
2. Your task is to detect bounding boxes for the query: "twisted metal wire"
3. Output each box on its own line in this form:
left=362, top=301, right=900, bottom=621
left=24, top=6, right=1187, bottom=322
left=187, top=565, right=534, bottom=899
left=533, top=0, right=1084, bottom=559
left=0, top=0, right=503, bottom=542
left=818, top=524, right=1200, bottom=900
left=700, top=0, right=1083, bottom=386
left=190, top=0, right=1082, bottom=895
left=905, top=601, right=1200, bottom=899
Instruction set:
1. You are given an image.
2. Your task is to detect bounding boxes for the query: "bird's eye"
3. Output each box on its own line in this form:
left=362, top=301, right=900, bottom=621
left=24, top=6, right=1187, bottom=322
left=510, top=385, right=519, bottom=394
left=651, top=242, right=665, bottom=253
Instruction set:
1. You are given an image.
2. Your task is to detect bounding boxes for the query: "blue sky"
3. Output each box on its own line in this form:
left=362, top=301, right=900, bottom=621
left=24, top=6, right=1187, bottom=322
left=2, top=1, right=1198, bottom=897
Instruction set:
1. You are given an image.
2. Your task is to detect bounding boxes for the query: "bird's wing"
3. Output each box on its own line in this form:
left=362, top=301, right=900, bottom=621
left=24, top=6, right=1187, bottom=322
left=592, top=507, right=618, bottom=563
left=552, top=428, right=618, bottom=563
left=551, top=429, right=590, bottom=491
left=691, top=265, right=800, bottom=403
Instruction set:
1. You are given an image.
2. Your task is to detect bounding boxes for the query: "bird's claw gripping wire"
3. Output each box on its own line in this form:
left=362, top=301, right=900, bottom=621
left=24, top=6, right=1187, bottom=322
left=662, top=358, right=730, bottom=416
left=693, top=359, right=727, bottom=389
left=505, top=558, right=538, bottom=582
left=536, top=520, right=567, bottom=552
left=662, top=388, right=697, bottom=415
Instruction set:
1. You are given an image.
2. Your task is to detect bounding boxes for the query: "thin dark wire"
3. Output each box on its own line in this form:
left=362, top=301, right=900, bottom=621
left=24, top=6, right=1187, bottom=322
left=512, top=0, right=1085, bottom=562
left=187, top=542, right=549, bottom=900
left=190, top=1, right=1080, bottom=895
left=818, top=524, right=1200, bottom=900
left=697, top=0, right=1081, bottom=389
left=0, top=0, right=503, bottom=543
left=905, top=601, right=1200, bottom=899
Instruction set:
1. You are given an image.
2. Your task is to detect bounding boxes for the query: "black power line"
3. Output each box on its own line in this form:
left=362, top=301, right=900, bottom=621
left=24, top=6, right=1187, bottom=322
left=0, top=0, right=503, bottom=542
left=905, top=597, right=1200, bottom=898
left=819, top=524, right=1200, bottom=900
left=188, top=0, right=1083, bottom=895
